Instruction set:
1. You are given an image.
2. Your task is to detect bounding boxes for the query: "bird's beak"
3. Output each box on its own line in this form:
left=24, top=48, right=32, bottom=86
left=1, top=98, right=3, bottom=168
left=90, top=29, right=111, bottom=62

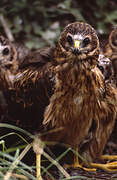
left=74, top=40, right=80, bottom=49
left=73, top=40, right=80, bottom=55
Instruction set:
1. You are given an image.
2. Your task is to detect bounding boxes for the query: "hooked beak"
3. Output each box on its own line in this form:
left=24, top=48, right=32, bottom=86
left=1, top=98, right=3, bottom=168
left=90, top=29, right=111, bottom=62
left=73, top=40, right=80, bottom=55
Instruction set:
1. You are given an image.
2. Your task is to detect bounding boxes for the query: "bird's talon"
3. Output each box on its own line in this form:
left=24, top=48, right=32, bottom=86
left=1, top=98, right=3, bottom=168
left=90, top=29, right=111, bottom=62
left=101, top=155, right=117, bottom=160
left=91, top=161, right=117, bottom=172
left=64, top=163, right=96, bottom=172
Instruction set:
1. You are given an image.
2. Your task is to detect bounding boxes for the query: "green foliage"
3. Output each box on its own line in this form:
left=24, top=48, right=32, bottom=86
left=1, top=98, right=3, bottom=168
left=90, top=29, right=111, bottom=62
left=0, top=123, right=89, bottom=179
left=0, top=0, right=116, bottom=49
left=0, top=1, right=117, bottom=179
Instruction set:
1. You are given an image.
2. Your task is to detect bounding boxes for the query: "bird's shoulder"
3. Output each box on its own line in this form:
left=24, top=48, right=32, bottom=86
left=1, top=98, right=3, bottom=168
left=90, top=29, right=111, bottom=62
left=19, top=46, right=56, bottom=69
left=13, top=42, right=30, bottom=62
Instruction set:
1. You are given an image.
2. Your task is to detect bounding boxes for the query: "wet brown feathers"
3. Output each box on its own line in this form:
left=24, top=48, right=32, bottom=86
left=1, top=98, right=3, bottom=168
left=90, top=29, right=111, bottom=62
left=4, top=22, right=117, bottom=164
left=15, top=47, right=56, bottom=106
left=0, top=35, right=56, bottom=130
left=40, top=22, right=117, bottom=163
left=14, top=47, right=56, bottom=130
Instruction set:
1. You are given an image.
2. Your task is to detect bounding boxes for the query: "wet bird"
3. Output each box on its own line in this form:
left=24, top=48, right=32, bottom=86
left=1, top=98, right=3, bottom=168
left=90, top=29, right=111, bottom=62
left=32, top=22, right=117, bottom=180
left=9, top=22, right=117, bottom=180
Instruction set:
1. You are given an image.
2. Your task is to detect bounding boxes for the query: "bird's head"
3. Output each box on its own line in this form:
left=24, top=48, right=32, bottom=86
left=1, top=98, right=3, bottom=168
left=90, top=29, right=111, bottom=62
left=56, top=22, right=99, bottom=65
left=109, top=27, right=117, bottom=50
left=0, top=36, right=16, bottom=68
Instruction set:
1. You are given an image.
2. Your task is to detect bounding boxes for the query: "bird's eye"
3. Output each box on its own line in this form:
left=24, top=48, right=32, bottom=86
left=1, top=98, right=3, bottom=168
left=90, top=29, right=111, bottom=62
left=2, top=47, right=9, bottom=56
left=83, top=37, right=90, bottom=46
left=97, top=65, right=104, bottom=74
left=67, top=35, right=73, bottom=45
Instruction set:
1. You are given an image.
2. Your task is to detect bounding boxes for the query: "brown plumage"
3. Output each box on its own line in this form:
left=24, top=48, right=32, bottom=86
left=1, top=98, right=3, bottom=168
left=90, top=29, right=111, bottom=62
left=97, top=54, right=114, bottom=84
left=35, top=22, right=117, bottom=170
left=0, top=35, right=30, bottom=88
left=0, top=35, right=32, bottom=125
left=13, top=38, right=112, bottom=131
left=102, top=27, right=117, bottom=85
left=14, top=46, right=56, bottom=130
left=14, top=44, right=110, bottom=131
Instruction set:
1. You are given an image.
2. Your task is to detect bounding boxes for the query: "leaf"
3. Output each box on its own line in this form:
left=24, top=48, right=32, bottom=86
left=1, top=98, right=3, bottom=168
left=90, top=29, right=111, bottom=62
left=70, top=9, right=85, bottom=21
left=58, top=0, right=72, bottom=9
left=104, top=11, right=117, bottom=23
left=32, top=22, right=42, bottom=35
left=13, top=16, right=23, bottom=32
left=96, top=0, right=108, bottom=8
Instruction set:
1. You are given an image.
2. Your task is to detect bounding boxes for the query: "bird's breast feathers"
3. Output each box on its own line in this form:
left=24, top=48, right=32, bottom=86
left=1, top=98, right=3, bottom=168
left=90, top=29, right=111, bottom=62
left=44, top=64, right=106, bottom=126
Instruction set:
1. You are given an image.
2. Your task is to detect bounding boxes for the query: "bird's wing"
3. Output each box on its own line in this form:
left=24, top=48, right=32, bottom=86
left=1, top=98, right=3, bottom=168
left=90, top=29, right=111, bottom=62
left=14, top=47, right=56, bottom=107
left=19, top=46, right=55, bottom=69
left=14, top=42, right=30, bottom=62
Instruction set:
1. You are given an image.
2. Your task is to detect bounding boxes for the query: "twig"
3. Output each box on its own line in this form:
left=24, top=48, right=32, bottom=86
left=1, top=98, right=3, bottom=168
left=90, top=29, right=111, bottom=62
left=0, top=14, right=14, bottom=42
left=11, top=173, right=29, bottom=180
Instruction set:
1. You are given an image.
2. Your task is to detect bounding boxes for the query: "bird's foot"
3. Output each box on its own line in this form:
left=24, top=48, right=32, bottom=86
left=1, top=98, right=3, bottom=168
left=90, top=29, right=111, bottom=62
left=101, top=155, right=117, bottom=161
left=64, top=163, right=96, bottom=172
left=90, top=155, right=117, bottom=172
left=90, top=161, right=117, bottom=172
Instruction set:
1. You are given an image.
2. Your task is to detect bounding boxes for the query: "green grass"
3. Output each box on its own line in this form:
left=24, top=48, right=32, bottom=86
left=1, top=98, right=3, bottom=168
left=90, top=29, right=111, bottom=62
left=0, top=123, right=89, bottom=180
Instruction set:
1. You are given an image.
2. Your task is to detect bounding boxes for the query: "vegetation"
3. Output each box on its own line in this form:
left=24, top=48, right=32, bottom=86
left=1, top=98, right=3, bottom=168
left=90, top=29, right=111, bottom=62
left=0, top=0, right=117, bottom=49
left=0, top=0, right=117, bottom=179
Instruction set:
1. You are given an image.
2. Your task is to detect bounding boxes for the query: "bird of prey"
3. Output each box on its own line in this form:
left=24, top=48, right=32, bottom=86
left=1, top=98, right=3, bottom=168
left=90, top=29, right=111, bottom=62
left=32, top=22, right=117, bottom=180
left=102, top=27, right=117, bottom=85
left=10, top=22, right=117, bottom=180
left=14, top=43, right=112, bottom=131
left=0, top=35, right=30, bottom=124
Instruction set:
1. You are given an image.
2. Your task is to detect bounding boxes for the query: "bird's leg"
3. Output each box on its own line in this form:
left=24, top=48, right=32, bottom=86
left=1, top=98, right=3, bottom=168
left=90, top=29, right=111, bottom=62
left=33, top=138, right=44, bottom=180
left=89, top=155, right=117, bottom=172
left=101, top=155, right=117, bottom=161
left=36, top=153, right=42, bottom=180
left=64, top=147, right=96, bottom=171
left=73, top=147, right=80, bottom=167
